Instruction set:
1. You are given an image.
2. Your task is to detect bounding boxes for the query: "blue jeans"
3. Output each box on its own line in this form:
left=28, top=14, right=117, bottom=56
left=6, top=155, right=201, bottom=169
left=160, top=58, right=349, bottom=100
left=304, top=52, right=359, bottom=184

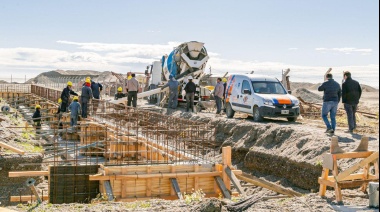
left=321, top=101, right=338, bottom=130
left=70, top=117, right=78, bottom=126
left=168, top=91, right=178, bottom=109
left=344, top=103, right=357, bottom=131
left=215, top=96, right=222, bottom=113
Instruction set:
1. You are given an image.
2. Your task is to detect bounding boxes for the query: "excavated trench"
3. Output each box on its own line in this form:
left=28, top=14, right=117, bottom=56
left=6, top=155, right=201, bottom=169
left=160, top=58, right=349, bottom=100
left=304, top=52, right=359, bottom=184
left=176, top=113, right=337, bottom=191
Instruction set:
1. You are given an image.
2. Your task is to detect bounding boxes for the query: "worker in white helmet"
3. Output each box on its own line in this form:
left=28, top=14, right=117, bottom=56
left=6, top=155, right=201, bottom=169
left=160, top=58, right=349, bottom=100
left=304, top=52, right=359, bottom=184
left=184, top=76, right=196, bottom=112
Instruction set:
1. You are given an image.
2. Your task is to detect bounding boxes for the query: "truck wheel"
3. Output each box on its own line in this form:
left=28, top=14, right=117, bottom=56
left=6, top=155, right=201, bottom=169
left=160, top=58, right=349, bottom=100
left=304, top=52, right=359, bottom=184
left=287, top=117, right=298, bottom=122
left=253, top=107, right=264, bottom=122
left=226, top=103, right=235, bottom=118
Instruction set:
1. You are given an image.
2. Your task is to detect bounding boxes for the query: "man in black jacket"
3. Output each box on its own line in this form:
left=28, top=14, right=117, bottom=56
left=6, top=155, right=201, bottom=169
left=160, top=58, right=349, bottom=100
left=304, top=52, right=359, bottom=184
left=60, top=81, right=78, bottom=112
left=342, top=71, right=362, bottom=133
left=318, top=73, right=341, bottom=134
left=184, top=76, right=196, bottom=112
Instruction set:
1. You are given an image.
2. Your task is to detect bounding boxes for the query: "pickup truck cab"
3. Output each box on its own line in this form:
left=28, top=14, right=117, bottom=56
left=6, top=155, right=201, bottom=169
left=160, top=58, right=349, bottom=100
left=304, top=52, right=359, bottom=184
left=225, top=74, right=300, bottom=122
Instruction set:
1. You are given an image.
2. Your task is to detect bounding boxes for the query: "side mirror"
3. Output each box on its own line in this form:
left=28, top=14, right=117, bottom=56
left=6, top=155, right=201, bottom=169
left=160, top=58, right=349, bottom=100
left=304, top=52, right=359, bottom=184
left=288, top=90, right=292, bottom=94
left=243, top=89, right=251, bottom=95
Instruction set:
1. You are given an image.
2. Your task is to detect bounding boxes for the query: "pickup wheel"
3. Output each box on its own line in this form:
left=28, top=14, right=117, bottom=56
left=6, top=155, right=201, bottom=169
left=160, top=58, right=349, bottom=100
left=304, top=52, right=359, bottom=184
left=287, top=117, right=298, bottom=122
left=226, top=103, right=235, bottom=118
left=253, top=106, right=264, bottom=122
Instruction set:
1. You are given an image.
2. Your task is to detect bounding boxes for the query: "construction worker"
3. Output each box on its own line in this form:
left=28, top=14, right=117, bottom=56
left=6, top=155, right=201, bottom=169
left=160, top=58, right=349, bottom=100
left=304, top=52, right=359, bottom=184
left=114, top=87, right=127, bottom=100
left=184, top=76, right=196, bottom=112
left=222, top=78, right=228, bottom=111
left=68, top=96, right=81, bottom=127
left=162, top=75, right=179, bottom=109
left=32, top=105, right=42, bottom=132
left=56, top=98, right=63, bottom=129
left=214, top=78, right=224, bottom=114
left=126, top=73, right=139, bottom=107
left=60, top=81, right=78, bottom=113
left=81, top=78, right=93, bottom=119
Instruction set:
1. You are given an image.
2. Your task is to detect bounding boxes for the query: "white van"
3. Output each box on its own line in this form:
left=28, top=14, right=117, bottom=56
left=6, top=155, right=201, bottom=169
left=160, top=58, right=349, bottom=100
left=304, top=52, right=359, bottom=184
left=225, top=74, right=300, bottom=122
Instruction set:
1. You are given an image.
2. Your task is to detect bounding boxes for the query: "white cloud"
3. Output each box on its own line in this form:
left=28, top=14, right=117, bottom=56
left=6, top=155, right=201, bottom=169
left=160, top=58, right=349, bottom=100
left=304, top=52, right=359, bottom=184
left=315, top=47, right=373, bottom=55
left=0, top=41, right=378, bottom=87
left=288, top=48, right=298, bottom=51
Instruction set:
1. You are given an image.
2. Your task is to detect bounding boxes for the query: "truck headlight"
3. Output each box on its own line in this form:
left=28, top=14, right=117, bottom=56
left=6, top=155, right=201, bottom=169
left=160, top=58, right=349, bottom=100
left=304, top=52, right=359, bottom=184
left=263, top=99, right=273, bottom=106
left=293, top=99, right=300, bottom=106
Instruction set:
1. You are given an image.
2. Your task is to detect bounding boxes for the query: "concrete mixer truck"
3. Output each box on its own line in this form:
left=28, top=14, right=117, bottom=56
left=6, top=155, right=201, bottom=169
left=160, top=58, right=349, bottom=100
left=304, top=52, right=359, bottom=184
left=112, top=41, right=211, bottom=106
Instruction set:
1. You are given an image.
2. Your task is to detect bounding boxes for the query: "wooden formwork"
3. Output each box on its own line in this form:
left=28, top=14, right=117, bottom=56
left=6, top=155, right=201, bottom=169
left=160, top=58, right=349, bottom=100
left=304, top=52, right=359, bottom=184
left=90, top=147, right=240, bottom=202
left=319, top=136, right=379, bottom=203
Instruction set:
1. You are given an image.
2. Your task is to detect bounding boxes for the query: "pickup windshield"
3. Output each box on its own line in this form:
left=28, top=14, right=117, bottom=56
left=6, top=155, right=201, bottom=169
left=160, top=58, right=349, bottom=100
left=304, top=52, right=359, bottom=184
left=251, top=81, right=287, bottom=94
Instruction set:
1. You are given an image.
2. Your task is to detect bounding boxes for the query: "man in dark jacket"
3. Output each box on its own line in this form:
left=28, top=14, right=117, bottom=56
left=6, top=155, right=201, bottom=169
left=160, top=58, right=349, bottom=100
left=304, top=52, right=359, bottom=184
left=184, top=76, right=196, bottom=112
left=342, top=71, right=362, bottom=133
left=87, top=77, right=103, bottom=114
left=60, top=81, right=78, bottom=112
left=32, top=105, right=42, bottom=132
left=318, top=73, right=341, bottom=134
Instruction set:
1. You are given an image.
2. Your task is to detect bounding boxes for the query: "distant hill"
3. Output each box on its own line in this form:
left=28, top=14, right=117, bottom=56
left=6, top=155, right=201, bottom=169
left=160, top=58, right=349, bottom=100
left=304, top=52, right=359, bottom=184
left=0, top=80, right=8, bottom=84
left=26, top=70, right=118, bottom=84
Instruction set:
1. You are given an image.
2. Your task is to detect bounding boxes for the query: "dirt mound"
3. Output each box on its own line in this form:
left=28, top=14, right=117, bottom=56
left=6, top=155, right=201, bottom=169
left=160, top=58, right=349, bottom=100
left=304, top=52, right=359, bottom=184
left=293, top=88, right=322, bottom=103
left=361, top=84, right=378, bottom=92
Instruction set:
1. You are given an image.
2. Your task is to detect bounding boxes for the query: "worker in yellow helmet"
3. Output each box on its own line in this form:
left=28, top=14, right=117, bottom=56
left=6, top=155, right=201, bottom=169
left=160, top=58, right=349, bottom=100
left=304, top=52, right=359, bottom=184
left=32, top=105, right=42, bottom=132
left=60, top=81, right=78, bottom=113
left=115, top=86, right=127, bottom=100
left=68, top=95, right=81, bottom=127
left=56, top=98, right=64, bottom=129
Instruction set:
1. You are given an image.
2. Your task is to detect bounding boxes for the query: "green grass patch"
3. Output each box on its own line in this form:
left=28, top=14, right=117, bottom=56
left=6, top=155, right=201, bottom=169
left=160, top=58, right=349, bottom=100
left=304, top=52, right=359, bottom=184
left=19, top=142, right=43, bottom=153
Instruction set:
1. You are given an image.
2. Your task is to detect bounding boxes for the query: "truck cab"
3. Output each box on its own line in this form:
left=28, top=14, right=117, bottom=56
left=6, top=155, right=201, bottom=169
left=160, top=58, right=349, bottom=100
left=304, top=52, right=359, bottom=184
left=225, top=74, right=300, bottom=122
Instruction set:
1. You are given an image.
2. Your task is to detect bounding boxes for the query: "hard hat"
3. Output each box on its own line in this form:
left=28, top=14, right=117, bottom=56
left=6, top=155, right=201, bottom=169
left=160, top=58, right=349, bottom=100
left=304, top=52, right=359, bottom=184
left=73, top=96, right=79, bottom=101
left=35, top=105, right=41, bottom=109
left=86, top=77, right=91, bottom=81
left=117, top=87, right=123, bottom=92
left=222, top=78, right=227, bottom=83
left=188, top=76, right=193, bottom=80
left=169, top=75, right=174, bottom=79
left=58, top=98, right=62, bottom=103
left=85, top=78, right=91, bottom=83
left=67, top=81, right=73, bottom=86
left=127, top=76, right=132, bottom=80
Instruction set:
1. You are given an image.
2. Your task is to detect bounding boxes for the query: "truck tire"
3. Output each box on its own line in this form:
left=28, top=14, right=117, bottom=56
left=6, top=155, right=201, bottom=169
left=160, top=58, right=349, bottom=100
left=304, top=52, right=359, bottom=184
left=226, top=103, right=235, bottom=118
left=253, top=106, right=264, bottom=122
left=287, top=117, right=298, bottom=122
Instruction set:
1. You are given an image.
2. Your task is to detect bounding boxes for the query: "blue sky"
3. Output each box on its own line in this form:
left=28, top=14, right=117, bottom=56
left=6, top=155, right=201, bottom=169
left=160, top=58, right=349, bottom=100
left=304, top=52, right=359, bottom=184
left=0, top=0, right=379, bottom=86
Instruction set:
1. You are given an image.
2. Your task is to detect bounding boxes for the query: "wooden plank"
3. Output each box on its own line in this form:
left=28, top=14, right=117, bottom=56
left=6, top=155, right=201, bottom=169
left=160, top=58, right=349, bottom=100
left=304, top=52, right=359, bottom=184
left=10, top=195, right=49, bottom=202
left=117, top=193, right=219, bottom=202
left=104, top=181, right=114, bottom=201
left=89, top=171, right=222, bottom=181
left=170, top=178, right=183, bottom=200
left=326, top=173, right=378, bottom=181
left=225, top=166, right=245, bottom=195
left=0, top=141, right=25, bottom=154
left=335, top=151, right=374, bottom=160
left=236, top=173, right=302, bottom=197
left=121, top=167, right=127, bottom=198
left=318, top=177, right=335, bottom=187
left=194, top=165, right=199, bottom=191
left=214, top=176, right=231, bottom=199
left=336, top=152, right=379, bottom=182
left=146, top=166, right=152, bottom=197
left=222, top=146, right=232, bottom=191
left=9, top=171, right=49, bottom=177
left=319, top=168, right=330, bottom=196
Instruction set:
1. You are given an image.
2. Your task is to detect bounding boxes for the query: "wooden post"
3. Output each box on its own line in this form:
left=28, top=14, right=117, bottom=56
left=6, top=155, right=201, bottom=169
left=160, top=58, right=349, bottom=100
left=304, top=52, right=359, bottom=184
left=319, top=168, right=329, bottom=196
left=222, top=146, right=232, bottom=191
